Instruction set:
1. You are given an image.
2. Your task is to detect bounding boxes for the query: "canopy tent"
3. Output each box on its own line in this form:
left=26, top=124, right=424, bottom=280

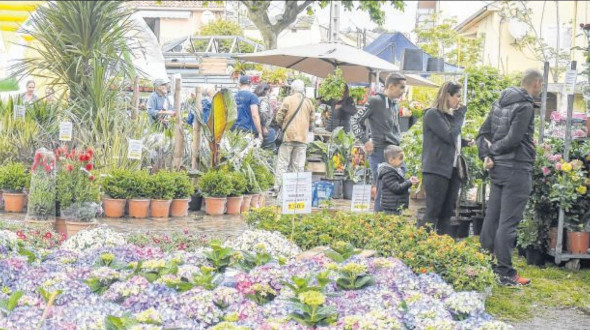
left=235, top=42, right=437, bottom=87
left=364, top=33, right=463, bottom=73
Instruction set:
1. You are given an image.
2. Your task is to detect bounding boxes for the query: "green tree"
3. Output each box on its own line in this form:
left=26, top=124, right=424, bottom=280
left=192, top=19, right=261, bottom=53
left=206, top=1, right=405, bottom=49
left=414, top=14, right=483, bottom=68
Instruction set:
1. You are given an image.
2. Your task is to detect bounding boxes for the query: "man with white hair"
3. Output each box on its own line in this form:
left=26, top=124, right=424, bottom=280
left=274, top=79, right=315, bottom=191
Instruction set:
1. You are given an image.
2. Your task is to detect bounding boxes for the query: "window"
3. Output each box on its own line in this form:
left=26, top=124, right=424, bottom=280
left=543, top=24, right=571, bottom=50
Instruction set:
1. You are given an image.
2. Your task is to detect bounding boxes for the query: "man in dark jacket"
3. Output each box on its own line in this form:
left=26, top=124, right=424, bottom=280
left=476, top=69, right=543, bottom=286
left=378, top=145, right=419, bottom=214
left=351, top=73, right=406, bottom=212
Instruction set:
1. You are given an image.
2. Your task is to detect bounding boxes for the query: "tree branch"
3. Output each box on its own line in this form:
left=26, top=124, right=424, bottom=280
left=275, top=0, right=314, bottom=31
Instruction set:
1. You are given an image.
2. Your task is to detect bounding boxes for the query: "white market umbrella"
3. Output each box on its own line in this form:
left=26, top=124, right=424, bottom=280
left=236, top=42, right=437, bottom=87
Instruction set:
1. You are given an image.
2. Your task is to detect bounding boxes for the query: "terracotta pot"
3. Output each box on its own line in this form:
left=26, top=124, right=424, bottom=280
left=241, top=195, right=253, bottom=213
left=204, top=197, right=227, bottom=215
left=65, top=221, right=97, bottom=237
left=226, top=196, right=243, bottom=215
left=170, top=199, right=190, bottom=217
left=3, top=192, right=25, bottom=213
left=259, top=193, right=266, bottom=208
left=151, top=199, right=172, bottom=218
left=55, top=218, right=67, bottom=236
left=250, top=194, right=261, bottom=209
left=566, top=231, right=590, bottom=254
left=129, top=199, right=150, bottom=218
left=548, top=227, right=567, bottom=250
left=102, top=198, right=126, bottom=218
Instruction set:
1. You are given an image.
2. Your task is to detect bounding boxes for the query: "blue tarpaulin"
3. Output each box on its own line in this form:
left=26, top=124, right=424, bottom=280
left=364, top=33, right=463, bottom=73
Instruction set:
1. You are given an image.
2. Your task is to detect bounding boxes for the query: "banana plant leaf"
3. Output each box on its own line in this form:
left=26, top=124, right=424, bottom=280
left=206, top=90, right=236, bottom=167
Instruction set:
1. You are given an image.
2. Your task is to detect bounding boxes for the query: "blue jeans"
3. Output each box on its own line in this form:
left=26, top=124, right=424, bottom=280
left=370, top=148, right=406, bottom=212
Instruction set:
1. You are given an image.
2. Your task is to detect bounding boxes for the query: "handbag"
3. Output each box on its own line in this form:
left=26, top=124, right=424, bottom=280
left=276, top=95, right=305, bottom=145
left=457, top=154, right=469, bottom=183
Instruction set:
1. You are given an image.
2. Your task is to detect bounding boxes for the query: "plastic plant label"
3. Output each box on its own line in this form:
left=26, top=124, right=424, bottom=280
left=13, top=105, right=25, bottom=120
left=128, top=139, right=143, bottom=160
left=281, top=172, right=312, bottom=215
left=59, top=122, right=73, bottom=141
left=565, top=69, right=577, bottom=95
left=351, top=184, right=372, bottom=212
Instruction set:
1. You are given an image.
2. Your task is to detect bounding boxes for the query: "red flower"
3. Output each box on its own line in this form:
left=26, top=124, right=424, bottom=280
left=85, top=163, right=93, bottom=171
left=88, top=175, right=95, bottom=181
left=66, top=164, right=74, bottom=172
left=34, top=152, right=42, bottom=162
left=153, top=238, right=160, bottom=244
left=178, top=242, right=187, bottom=250
left=78, top=154, right=85, bottom=162
left=44, top=232, right=52, bottom=239
left=87, top=148, right=94, bottom=157
left=45, top=165, right=52, bottom=172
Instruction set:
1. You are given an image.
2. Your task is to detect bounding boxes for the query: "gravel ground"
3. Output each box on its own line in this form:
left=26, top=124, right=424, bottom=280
left=511, top=307, right=590, bottom=330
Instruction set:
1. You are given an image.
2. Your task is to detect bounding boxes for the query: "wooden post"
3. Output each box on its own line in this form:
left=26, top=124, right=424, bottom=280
left=131, top=76, right=139, bottom=120
left=192, top=86, right=203, bottom=172
left=172, top=76, right=184, bottom=169
left=539, top=61, right=549, bottom=143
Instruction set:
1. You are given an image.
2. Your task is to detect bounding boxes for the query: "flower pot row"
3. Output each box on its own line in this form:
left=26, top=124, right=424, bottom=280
left=204, top=193, right=265, bottom=216
left=548, top=227, right=590, bottom=254
left=103, top=197, right=190, bottom=219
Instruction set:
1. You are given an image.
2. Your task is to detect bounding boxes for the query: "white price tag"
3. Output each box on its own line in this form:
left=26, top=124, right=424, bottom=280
left=565, top=69, right=577, bottom=95
left=127, top=139, right=143, bottom=160
left=13, top=105, right=25, bottom=120
left=59, top=122, right=73, bottom=141
left=351, top=184, right=372, bottom=212
left=281, top=172, right=312, bottom=215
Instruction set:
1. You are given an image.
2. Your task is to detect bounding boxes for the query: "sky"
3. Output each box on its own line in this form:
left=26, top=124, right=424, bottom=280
left=315, top=1, right=491, bottom=35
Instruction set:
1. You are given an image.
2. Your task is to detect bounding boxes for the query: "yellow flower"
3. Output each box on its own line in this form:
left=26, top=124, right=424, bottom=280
left=298, top=291, right=326, bottom=306
left=561, top=162, right=572, bottom=172
left=100, top=252, right=115, bottom=264
left=577, top=186, right=587, bottom=194
left=340, top=262, right=367, bottom=275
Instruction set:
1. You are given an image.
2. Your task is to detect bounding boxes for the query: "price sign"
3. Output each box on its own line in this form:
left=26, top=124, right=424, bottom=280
left=13, top=105, right=25, bottom=120
left=565, top=69, right=577, bottom=95
left=281, top=172, right=312, bottom=215
left=127, top=139, right=143, bottom=160
left=351, top=184, right=372, bottom=212
left=59, top=122, right=73, bottom=141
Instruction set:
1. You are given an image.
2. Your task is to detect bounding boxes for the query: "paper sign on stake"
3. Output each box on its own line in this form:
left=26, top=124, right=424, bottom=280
left=128, top=139, right=143, bottom=160
left=565, top=69, right=577, bottom=95
left=13, top=105, right=25, bottom=120
left=59, top=122, right=73, bottom=141
left=351, top=184, right=372, bottom=212
left=281, top=172, right=312, bottom=215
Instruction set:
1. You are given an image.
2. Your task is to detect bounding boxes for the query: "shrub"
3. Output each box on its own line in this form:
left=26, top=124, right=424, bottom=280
left=228, top=171, right=246, bottom=197
left=245, top=208, right=495, bottom=292
left=0, top=163, right=30, bottom=193
left=198, top=169, right=232, bottom=197
left=127, top=170, right=152, bottom=199
left=171, top=171, right=195, bottom=199
left=101, top=169, right=133, bottom=199
left=252, top=164, right=273, bottom=191
left=149, top=170, right=176, bottom=200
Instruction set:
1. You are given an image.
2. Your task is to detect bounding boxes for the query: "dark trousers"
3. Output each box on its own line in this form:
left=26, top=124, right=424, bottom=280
left=480, top=166, right=532, bottom=277
left=420, top=168, right=461, bottom=237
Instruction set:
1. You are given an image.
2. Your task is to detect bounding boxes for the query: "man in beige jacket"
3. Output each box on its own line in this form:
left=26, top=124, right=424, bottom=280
left=274, top=79, right=315, bottom=192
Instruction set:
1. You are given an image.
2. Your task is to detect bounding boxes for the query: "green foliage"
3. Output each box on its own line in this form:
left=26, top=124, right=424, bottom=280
left=324, top=241, right=360, bottom=263
left=127, top=170, right=152, bottom=199
left=414, top=14, right=483, bottom=68
left=171, top=171, right=194, bottom=199
left=236, top=246, right=273, bottom=273
left=198, top=169, right=233, bottom=197
left=289, top=291, right=338, bottom=327
left=465, top=66, right=521, bottom=120
left=56, top=167, right=100, bottom=211
left=0, top=291, right=23, bottom=314
left=104, top=314, right=138, bottom=330
left=246, top=208, right=496, bottom=291
left=228, top=171, right=247, bottom=197
left=0, top=163, right=29, bottom=193
left=204, top=239, right=235, bottom=273
left=517, top=216, right=541, bottom=249
left=349, top=87, right=366, bottom=104
left=27, top=169, right=56, bottom=220
left=282, top=271, right=331, bottom=296
left=318, top=67, right=346, bottom=102
left=335, top=263, right=375, bottom=291
left=101, top=169, right=133, bottom=199
left=261, top=68, right=288, bottom=85
left=193, top=266, right=222, bottom=290
left=148, top=170, right=176, bottom=200
left=252, top=164, right=273, bottom=191
left=38, top=287, right=63, bottom=303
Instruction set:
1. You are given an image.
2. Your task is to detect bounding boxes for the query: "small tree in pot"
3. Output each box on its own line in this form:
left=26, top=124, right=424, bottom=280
left=170, top=171, right=195, bottom=217
left=199, top=169, right=232, bottom=215
left=127, top=170, right=152, bottom=219
left=226, top=171, right=246, bottom=215
left=101, top=169, right=132, bottom=218
left=148, top=170, right=176, bottom=219
left=0, top=163, right=30, bottom=213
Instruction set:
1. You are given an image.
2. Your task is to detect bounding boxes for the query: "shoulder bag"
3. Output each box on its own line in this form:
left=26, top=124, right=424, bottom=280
left=276, top=95, right=305, bottom=145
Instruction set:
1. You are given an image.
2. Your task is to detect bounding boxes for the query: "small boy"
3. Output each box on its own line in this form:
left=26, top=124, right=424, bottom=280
left=377, top=145, right=419, bottom=214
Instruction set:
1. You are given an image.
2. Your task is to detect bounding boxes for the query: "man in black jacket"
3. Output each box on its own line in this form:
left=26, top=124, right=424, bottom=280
left=352, top=73, right=407, bottom=212
left=476, top=69, right=543, bottom=286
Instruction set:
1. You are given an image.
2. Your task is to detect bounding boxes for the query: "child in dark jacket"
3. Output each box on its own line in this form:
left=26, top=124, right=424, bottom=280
left=378, top=145, right=419, bottom=214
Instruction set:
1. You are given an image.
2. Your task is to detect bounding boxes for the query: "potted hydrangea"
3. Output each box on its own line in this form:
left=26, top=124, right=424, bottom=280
left=0, top=162, right=30, bottom=213
left=170, top=171, right=195, bottom=217
left=198, top=169, right=232, bottom=215
left=100, top=169, right=132, bottom=218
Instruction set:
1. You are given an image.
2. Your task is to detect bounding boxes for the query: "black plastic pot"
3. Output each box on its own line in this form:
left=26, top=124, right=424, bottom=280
left=525, top=247, right=546, bottom=266
left=321, top=178, right=343, bottom=199
left=472, top=216, right=484, bottom=235
left=456, top=221, right=471, bottom=238
left=189, top=193, right=203, bottom=211
left=343, top=179, right=354, bottom=200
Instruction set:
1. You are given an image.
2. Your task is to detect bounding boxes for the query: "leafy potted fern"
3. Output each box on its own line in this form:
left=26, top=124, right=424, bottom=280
left=199, top=169, right=232, bottom=215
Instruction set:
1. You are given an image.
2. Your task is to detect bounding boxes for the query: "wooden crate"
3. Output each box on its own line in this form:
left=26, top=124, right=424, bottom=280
left=200, top=58, right=228, bottom=75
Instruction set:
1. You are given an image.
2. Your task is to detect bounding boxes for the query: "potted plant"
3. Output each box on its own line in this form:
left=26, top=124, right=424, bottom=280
left=309, top=128, right=344, bottom=199
left=26, top=149, right=57, bottom=223
left=149, top=170, right=176, bottom=219
left=333, top=128, right=356, bottom=200
left=170, top=171, right=195, bottom=217
left=127, top=170, right=152, bottom=218
left=565, top=213, right=590, bottom=254
left=252, top=164, right=273, bottom=208
left=0, top=162, right=30, bottom=213
left=349, top=87, right=366, bottom=105
left=199, top=169, right=232, bottom=215
left=232, top=60, right=246, bottom=79
left=318, top=67, right=346, bottom=103
left=226, top=171, right=246, bottom=215
left=101, top=169, right=132, bottom=218
left=516, top=216, right=545, bottom=266
left=55, top=147, right=101, bottom=236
